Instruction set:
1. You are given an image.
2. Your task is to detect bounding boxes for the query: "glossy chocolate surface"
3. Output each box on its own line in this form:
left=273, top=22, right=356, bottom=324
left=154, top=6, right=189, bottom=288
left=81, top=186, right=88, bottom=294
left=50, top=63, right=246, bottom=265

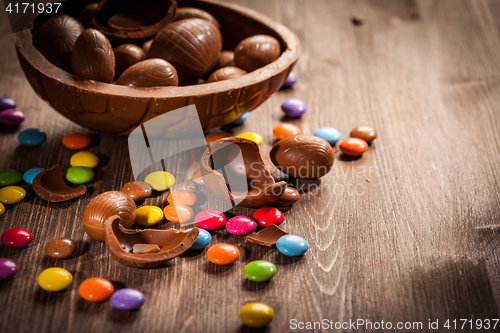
left=45, top=237, right=77, bottom=259
left=174, top=7, right=220, bottom=29
left=32, top=165, right=86, bottom=202
left=245, top=224, right=288, bottom=247
left=214, top=50, right=235, bottom=69
left=207, top=67, right=247, bottom=83
left=234, top=34, right=281, bottom=72
left=117, top=58, right=178, bottom=87
left=273, top=186, right=300, bottom=206
left=114, top=43, right=146, bottom=78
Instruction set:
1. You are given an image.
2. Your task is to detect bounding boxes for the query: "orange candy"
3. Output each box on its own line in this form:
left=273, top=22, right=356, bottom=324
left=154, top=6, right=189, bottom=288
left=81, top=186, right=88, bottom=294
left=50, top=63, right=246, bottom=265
left=163, top=204, right=194, bottom=223
left=339, top=138, right=368, bottom=156
left=167, top=190, right=197, bottom=206
left=206, top=243, right=240, bottom=265
left=62, top=132, right=92, bottom=150
left=78, top=277, right=114, bottom=302
left=272, top=123, right=301, bottom=140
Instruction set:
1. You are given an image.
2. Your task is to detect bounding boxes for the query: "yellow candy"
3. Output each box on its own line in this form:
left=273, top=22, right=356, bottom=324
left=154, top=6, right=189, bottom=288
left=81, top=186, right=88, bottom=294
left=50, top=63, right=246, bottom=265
left=135, top=206, right=164, bottom=226
left=37, top=267, right=73, bottom=292
left=0, top=202, right=4, bottom=215
left=70, top=151, right=100, bottom=169
left=144, top=171, right=175, bottom=191
left=236, top=132, right=263, bottom=145
left=239, top=302, right=274, bottom=328
left=0, top=186, right=26, bottom=205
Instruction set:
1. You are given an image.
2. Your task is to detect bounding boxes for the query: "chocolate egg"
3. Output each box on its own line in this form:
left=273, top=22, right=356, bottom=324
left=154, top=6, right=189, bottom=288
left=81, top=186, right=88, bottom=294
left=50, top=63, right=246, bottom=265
left=33, top=14, right=84, bottom=71
left=117, top=58, right=178, bottom=87
left=215, top=50, right=235, bottom=69
left=72, top=28, right=115, bottom=83
left=207, top=66, right=247, bottom=83
left=142, top=39, right=154, bottom=54
left=234, top=35, right=281, bottom=72
left=174, top=7, right=220, bottom=29
left=148, top=18, right=222, bottom=85
left=270, top=136, right=335, bottom=179
left=82, top=191, right=136, bottom=242
left=114, top=44, right=146, bottom=78
left=79, top=3, right=99, bottom=28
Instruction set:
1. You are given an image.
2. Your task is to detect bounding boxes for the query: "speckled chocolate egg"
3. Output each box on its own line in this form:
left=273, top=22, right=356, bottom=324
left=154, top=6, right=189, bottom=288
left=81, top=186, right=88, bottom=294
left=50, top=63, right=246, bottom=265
left=207, top=66, right=247, bottom=83
left=114, top=43, right=146, bottom=77
left=234, top=35, right=281, bottom=72
left=116, top=58, right=178, bottom=87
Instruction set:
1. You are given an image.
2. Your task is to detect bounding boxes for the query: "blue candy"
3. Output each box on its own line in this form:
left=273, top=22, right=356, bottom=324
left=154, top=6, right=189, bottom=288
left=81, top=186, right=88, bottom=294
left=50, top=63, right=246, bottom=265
left=23, top=168, right=44, bottom=185
left=185, top=228, right=212, bottom=250
left=230, top=112, right=250, bottom=126
left=314, top=127, right=342, bottom=144
left=18, top=128, right=46, bottom=147
left=276, top=235, right=309, bottom=256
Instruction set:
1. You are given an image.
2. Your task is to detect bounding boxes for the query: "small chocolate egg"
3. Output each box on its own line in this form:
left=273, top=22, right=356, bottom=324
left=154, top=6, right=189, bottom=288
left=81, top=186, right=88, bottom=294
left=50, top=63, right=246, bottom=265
left=141, top=39, right=153, bottom=54
left=174, top=7, right=220, bottom=29
left=79, top=3, right=99, bottom=28
left=207, top=66, right=247, bottom=83
left=234, top=35, right=281, bottom=72
left=215, top=50, right=235, bottom=69
left=114, top=44, right=146, bottom=77
left=117, top=59, right=178, bottom=87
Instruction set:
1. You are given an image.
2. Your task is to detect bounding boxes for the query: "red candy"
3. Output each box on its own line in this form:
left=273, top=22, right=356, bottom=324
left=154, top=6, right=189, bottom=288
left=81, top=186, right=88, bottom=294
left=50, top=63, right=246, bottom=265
left=253, top=207, right=284, bottom=227
left=195, top=209, right=226, bottom=230
left=1, top=227, right=33, bottom=248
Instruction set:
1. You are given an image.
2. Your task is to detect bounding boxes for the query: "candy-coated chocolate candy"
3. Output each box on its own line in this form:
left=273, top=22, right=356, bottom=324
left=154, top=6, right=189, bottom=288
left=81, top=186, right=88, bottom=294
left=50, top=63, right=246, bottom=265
left=22, top=168, right=44, bottom=185
left=207, top=243, right=240, bottom=265
left=62, top=132, right=92, bottom=149
left=144, top=171, right=175, bottom=191
left=226, top=216, right=258, bottom=235
left=0, top=109, right=25, bottom=126
left=273, top=187, right=300, bottom=207
left=239, top=302, right=274, bottom=327
left=276, top=235, right=309, bottom=256
left=167, top=190, right=197, bottom=206
left=0, top=97, right=16, bottom=111
left=38, top=267, right=73, bottom=292
left=339, top=138, right=368, bottom=156
left=350, top=126, right=377, bottom=143
left=45, top=237, right=77, bottom=259
left=314, top=127, right=342, bottom=144
left=0, top=169, right=23, bottom=186
left=273, top=123, right=301, bottom=140
left=135, top=206, right=164, bottom=226
left=163, top=204, right=193, bottom=223
left=18, top=128, right=46, bottom=146
left=70, top=151, right=100, bottom=168
left=110, top=288, right=145, bottom=311
left=195, top=209, right=226, bottom=230
left=280, top=71, right=298, bottom=89
left=236, top=132, right=263, bottom=145
left=230, top=112, right=249, bottom=125
left=253, top=207, right=284, bottom=227
left=1, top=227, right=33, bottom=248
left=281, top=98, right=307, bottom=117
left=79, top=277, right=114, bottom=302
left=0, top=186, right=26, bottom=204
left=66, top=166, right=94, bottom=184
left=185, top=228, right=212, bottom=250
left=0, top=258, right=18, bottom=279
left=244, top=260, right=277, bottom=282
left=121, top=181, right=152, bottom=201
left=0, top=203, right=4, bottom=216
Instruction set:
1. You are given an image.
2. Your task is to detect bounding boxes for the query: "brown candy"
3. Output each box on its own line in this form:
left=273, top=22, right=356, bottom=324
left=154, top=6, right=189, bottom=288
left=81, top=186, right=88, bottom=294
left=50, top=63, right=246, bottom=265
left=234, top=35, right=281, bottom=72
left=114, top=44, right=146, bottom=78
left=174, top=7, right=220, bottom=29
left=141, top=39, right=154, bottom=54
left=207, top=66, right=247, bottom=83
left=117, top=58, right=178, bottom=87
left=273, top=187, right=300, bottom=206
left=148, top=18, right=222, bottom=85
left=72, top=29, right=115, bottom=83
left=32, top=165, right=86, bottom=202
left=350, top=126, right=377, bottom=143
left=121, top=181, right=152, bottom=201
left=270, top=135, right=335, bottom=179
left=33, top=15, right=84, bottom=71
left=45, top=237, right=77, bottom=259
left=245, top=224, right=288, bottom=247
left=215, top=50, right=235, bottom=69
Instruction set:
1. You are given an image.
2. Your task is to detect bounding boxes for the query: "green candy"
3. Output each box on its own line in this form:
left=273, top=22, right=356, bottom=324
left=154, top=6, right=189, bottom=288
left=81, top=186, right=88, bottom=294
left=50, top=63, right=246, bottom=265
left=0, top=169, right=23, bottom=187
left=66, top=166, right=94, bottom=184
left=244, top=260, right=277, bottom=282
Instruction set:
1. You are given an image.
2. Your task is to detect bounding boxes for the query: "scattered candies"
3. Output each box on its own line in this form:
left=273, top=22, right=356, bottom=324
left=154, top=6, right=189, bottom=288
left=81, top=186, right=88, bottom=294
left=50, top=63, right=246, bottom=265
left=144, top=171, right=175, bottom=191
left=79, top=277, right=114, bottom=302
left=253, top=207, right=284, bottom=227
left=37, top=267, right=73, bottom=292
left=281, top=98, right=307, bottom=117
left=110, top=288, right=145, bottom=311
left=0, top=169, right=23, bottom=186
left=163, top=204, right=193, bottom=223
left=0, top=186, right=26, bottom=204
left=281, top=71, right=298, bottom=89
left=226, top=216, right=258, bottom=235
left=121, top=181, right=152, bottom=201
left=314, top=127, right=342, bottom=145
left=1, top=227, right=33, bottom=248
left=167, top=190, right=197, bottom=206
left=0, top=109, right=25, bottom=126
left=350, top=126, right=377, bottom=144
left=45, top=237, right=77, bottom=259
left=206, top=243, right=240, bottom=265
left=244, top=260, right=277, bottom=282
left=195, top=209, right=226, bottom=230
left=135, top=206, right=164, bottom=226
left=22, top=168, right=44, bottom=185
left=339, top=137, right=368, bottom=157
left=18, top=128, right=47, bottom=147
left=272, top=123, right=301, bottom=140
left=230, top=112, right=250, bottom=126
left=236, top=132, right=263, bottom=145
left=0, top=97, right=16, bottom=110
left=276, top=235, right=309, bottom=256
left=66, top=166, right=94, bottom=184
left=62, top=132, right=92, bottom=150
left=70, top=151, right=100, bottom=168
left=0, top=258, right=18, bottom=279
left=239, top=302, right=274, bottom=328
left=0, top=203, right=4, bottom=216
left=185, top=228, right=212, bottom=250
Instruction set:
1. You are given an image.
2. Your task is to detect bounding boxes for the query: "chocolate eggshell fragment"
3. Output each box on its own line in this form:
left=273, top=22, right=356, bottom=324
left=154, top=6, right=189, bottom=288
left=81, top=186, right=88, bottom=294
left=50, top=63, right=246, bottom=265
left=105, top=215, right=199, bottom=268
left=273, top=187, right=300, bottom=206
left=207, top=67, right=247, bottom=83
left=234, top=35, right=281, bottom=72
left=114, top=44, right=146, bottom=78
left=32, top=165, right=86, bottom=202
left=174, top=7, right=220, bottom=29
left=245, top=224, right=288, bottom=247
left=117, top=58, right=178, bottom=87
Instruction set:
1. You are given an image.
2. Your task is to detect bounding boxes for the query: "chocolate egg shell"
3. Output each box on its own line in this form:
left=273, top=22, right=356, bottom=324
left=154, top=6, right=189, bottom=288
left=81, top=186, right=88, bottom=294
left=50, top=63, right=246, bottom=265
left=174, top=7, right=220, bottom=29
left=72, top=29, right=115, bottom=83
left=32, top=165, right=86, bottom=202
left=234, top=35, right=281, bottom=72
left=148, top=18, right=222, bottom=85
left=207, top=66, right=247, bottom=83
left=82, top=191, right=136, bottom=242
left=114, top=44, right=146, bottom=78
left=33, top=14, right=84, bottom=71
left=117, top=58, right=178, bottom=87
left=270, top=135, right=335, bottom=179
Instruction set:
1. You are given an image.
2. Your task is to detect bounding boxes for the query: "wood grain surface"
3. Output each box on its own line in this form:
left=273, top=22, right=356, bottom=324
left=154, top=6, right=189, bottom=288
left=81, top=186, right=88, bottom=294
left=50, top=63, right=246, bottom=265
left=1, top=0, right=500, bottom=332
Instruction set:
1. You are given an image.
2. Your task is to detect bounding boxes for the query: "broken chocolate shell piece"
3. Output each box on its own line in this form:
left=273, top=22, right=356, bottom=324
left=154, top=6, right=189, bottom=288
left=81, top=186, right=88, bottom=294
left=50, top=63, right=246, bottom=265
left=245, top=224, right=288, bottom=247
left=32, top=164, right=86, bottom=202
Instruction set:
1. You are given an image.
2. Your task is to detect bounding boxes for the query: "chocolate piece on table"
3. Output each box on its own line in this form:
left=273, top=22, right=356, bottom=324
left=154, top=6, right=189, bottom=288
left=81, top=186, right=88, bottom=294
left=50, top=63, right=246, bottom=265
left=32, top=165, right=86, bottom=202
left=245, top=224, right=288, bottom=247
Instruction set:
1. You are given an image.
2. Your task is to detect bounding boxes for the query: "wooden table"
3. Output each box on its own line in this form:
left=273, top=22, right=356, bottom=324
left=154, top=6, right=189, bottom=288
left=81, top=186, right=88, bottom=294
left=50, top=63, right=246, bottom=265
left=1, top=0, right=499, bottom=332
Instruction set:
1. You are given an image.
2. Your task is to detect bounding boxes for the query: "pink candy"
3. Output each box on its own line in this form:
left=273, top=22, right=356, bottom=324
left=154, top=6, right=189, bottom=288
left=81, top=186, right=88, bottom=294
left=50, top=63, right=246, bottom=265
left=195, top=210, right=226, bottom=230
left=253, top=207, right=284, bottom=227
left=225, top=216, right=258, bottom=235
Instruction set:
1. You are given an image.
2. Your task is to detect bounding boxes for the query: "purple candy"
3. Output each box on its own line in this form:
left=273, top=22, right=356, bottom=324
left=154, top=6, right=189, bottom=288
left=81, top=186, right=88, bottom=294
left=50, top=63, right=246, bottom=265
left=226, top=216, right=258, bottom=235
left=0, top=258, right=19, bottom=279
left=111, top=288, right=145, bottom=311
left=0, top=97, right=16, bottom=111
left=0, top=109, right=25, bottom=126
left=280, top=71, right=298, bottom=89
left=281, top=98, right=307, bottom=117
